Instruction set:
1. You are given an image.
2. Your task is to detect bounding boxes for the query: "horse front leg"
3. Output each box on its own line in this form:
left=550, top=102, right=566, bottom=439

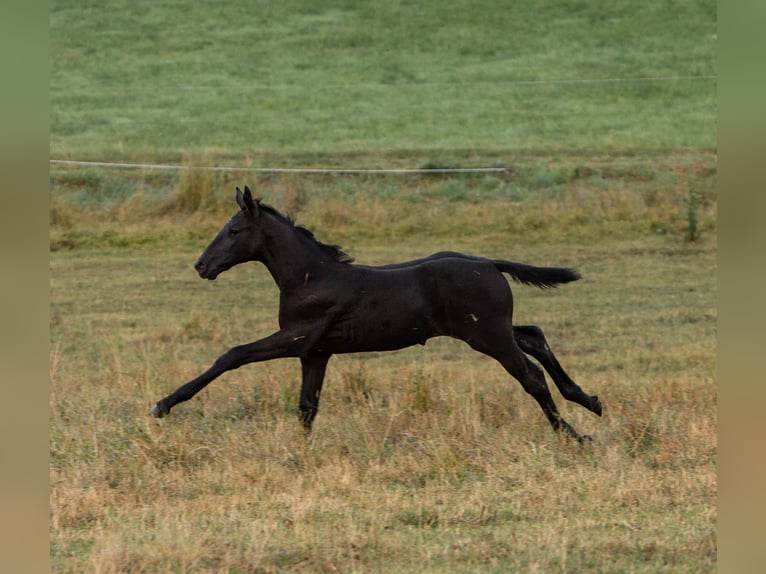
left=149, top=330, right=306, bottom=418
left=298, top=352, right=331, bottom=432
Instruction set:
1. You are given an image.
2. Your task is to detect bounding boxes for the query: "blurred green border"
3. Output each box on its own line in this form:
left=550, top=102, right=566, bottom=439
left=717, top=1, right=766, bottom=572
left=0, top=2, right=50, bottom=572
left=12, top=0, right=766, bottom=571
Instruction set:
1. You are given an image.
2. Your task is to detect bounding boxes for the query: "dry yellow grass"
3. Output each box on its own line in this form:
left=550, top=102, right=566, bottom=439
left=50, top=208, right=716, bottom=572
left=50, top=361, right=715, bottom=572
left=50, top=157, right=716, bottom=571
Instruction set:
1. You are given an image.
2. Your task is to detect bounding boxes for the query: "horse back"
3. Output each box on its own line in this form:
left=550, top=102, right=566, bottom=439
left=355, top=257, right=513, bottom=342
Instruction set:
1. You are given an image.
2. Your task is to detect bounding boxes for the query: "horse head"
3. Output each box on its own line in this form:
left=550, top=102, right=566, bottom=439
left=194, top=186, right=262, bottom=280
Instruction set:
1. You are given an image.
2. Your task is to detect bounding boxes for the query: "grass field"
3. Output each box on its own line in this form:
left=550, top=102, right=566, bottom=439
left=51, top=0, right=716, bottom=159
left=50, top=1, right=717, bottom=572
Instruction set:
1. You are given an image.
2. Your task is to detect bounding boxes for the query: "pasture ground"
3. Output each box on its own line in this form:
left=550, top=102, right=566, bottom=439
left=50, top=154, right=716, bottom=573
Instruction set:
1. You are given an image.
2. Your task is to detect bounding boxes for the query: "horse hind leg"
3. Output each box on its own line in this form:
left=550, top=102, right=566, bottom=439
left=514, top=324, right=602, bottom=417
left=469, top=330, right=587, bottom=442
left=510, top=352, right=588, bottom=442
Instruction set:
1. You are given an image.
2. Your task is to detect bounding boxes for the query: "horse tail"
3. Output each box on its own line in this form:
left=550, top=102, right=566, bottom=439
left=492, top=260, right=581, bottom=289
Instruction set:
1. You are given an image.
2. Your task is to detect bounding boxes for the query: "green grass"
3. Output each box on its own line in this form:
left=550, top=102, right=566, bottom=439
left=51, top=0, right=716, bottom=160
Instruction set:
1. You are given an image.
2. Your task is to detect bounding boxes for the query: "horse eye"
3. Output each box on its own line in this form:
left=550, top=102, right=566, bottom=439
left=228, top=227, right=239, bottom=236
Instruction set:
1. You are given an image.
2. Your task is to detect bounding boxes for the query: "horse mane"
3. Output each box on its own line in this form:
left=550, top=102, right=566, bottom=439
left=256, top=199, right=355, bottom=264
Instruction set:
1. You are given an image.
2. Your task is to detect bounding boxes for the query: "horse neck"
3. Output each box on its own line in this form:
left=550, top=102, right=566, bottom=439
left=257, top=212, right=335, bottom=290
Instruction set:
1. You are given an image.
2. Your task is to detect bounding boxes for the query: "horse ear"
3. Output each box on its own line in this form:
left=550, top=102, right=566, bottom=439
left=235, top=186, right=256, bottom=213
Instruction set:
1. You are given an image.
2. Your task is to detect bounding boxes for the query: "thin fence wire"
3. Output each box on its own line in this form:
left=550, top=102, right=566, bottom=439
left=49, top=159, right=509, bottom=175
left=50, top=72, right=716, bottom=175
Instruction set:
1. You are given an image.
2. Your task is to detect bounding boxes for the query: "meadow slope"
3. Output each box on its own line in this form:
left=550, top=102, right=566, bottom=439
left=51, top=0, right=716, bottom=159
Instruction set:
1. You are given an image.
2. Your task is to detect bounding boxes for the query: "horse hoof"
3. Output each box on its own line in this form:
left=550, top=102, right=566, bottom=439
left=148, top=403, right=167, bottom=418
left=591, top=395, right=603, bottom=417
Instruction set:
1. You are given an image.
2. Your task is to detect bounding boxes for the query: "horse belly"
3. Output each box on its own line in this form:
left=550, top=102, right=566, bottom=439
left=321, top=296, right=434, bottom=353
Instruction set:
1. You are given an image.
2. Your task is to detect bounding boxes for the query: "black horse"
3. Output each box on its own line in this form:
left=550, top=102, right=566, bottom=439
left=150, top=186, right=602, bottom=441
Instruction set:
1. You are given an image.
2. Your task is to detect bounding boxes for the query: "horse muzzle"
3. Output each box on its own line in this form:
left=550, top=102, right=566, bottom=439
left=194, top=260, right=217, bottom=280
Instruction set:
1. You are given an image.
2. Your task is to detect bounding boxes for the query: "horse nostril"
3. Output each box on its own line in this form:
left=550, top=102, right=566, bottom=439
left=195, top=261, right=206, bottom=272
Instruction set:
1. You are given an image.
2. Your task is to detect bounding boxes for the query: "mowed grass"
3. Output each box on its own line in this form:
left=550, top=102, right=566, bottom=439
left=50, top=170, right=716, bottom=572
left=50, top=0, right=716, bottom=159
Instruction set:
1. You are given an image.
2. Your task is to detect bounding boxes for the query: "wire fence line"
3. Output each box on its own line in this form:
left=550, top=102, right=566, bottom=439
left=50, top=72, right=715, bottom=176
left=50, top=148, right=716, bottom=175
left=49, top=159, right=509, bottom=175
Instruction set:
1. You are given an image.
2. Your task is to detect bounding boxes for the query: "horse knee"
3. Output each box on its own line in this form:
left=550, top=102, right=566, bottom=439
left=213, top=345, right=245, bottom=371
left=514, top=325, right=550, bottom=355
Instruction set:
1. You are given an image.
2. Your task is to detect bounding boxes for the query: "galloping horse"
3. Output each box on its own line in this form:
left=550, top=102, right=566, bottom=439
left=150, top=186, right=602, bottom=442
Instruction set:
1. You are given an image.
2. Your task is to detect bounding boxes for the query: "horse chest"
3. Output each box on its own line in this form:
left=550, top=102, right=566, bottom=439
left=278, top=295, right=326, bottom=325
